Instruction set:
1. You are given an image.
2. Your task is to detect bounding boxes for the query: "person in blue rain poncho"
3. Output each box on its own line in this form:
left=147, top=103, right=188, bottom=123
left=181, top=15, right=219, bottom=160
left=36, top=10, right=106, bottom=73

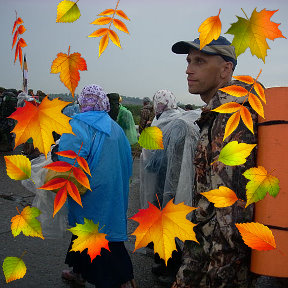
left=59, top=84, right=136, bottom=288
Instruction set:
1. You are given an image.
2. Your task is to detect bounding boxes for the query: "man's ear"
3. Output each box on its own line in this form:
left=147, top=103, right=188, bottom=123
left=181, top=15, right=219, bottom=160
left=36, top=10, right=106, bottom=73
left=220, top=61, right=233, bottom=79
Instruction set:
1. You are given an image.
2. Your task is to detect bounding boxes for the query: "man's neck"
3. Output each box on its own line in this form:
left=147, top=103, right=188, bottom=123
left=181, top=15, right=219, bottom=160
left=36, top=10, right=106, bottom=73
left=201, top=79, right=231, bottom=104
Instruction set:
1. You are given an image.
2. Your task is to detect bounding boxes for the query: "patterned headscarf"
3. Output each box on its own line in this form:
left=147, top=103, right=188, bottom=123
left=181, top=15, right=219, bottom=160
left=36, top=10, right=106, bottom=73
left=153, top=89, right=177, bottom=115
left=78, top=84, right=110, bottom=113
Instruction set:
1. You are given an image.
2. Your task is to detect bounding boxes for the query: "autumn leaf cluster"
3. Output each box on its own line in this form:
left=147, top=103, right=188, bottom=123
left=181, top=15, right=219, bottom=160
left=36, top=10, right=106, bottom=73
left=89, top=6, right=130, bottom=57
left=12, top=16, right=27, bottom=68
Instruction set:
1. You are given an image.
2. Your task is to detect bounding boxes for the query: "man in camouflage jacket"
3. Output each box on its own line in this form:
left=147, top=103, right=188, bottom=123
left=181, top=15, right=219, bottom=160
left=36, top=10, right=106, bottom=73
left=139, top=97, right=155, bottom=134
left=170, top=36, right=258, bottom=287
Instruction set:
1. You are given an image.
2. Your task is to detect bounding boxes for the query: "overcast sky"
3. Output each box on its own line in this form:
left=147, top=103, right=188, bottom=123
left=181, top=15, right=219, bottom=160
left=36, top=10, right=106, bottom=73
left=0, top=0, right=287, bottom=105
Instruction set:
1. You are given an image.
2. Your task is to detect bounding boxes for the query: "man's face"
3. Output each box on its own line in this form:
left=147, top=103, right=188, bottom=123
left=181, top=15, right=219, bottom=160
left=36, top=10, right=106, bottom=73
left=186, top=49, right=225, bottom=96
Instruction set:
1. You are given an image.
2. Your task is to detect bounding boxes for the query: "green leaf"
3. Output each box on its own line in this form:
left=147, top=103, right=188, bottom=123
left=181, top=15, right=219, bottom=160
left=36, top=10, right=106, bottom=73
left=214, top=141, right=256, bottom=166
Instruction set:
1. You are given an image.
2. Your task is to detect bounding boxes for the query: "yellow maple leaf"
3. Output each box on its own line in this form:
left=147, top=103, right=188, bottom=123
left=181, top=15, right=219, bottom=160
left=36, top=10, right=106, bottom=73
left=225, top=8, right=286, bottom=62
left=198, top=9, right=222, bottom=49
left=131, top=200, right=198, bottom=265
left=243, top=166, right=280, bottom=207
left=11, top=206, right=44, bottom=239
left=4, top=155, right=31, bottom=180
left=2, top=256, right=26, bottom=283
left=201, top=186, right=239, bottom=207
left=50, top=46, right=87, bottom=97
left=68, top=218, right=110, bottom=262
left=211, top=141, right=256, bottom=166
left=56, top=0, right=81, bottom=23
left=9, top=97, right=73, bottom=158
left=138, top=126, right=164, bottom=150
left=236, top=222, right=276, bottom=250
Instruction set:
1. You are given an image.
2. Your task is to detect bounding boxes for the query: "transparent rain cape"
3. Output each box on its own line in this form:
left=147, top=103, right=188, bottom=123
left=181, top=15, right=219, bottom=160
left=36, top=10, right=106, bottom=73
left=140, top=109, right=201, bottom=210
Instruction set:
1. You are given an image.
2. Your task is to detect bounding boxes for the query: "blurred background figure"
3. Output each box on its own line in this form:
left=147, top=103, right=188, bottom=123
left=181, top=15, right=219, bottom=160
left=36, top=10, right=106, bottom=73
left=184, top=104, right=194, bottom=111
left=139, top=97, right=154, bottom=134
left=117, top=96, right=138, bottom=146
left=107, top=92, right=120, bottom=121
left=0, top=88, right=18, bottom=151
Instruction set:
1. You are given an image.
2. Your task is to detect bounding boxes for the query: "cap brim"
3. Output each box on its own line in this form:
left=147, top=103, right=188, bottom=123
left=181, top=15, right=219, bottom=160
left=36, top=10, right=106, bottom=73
left=172, top=41, right=202, bottom=54
left=173, top=41, right=225, bottom=56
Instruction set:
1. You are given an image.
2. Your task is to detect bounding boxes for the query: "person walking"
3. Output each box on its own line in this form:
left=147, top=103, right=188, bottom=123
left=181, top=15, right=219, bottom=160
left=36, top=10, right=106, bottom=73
left=59, top=84, right=136, bottom=288
left=140, top=89, right=200, bottom=285
left=139, top=97, right=154, bottom=134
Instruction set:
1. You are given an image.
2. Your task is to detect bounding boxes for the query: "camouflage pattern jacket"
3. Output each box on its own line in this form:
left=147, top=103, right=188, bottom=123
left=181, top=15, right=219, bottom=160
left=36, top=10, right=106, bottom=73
left=172, top=80, right=258, bottom=288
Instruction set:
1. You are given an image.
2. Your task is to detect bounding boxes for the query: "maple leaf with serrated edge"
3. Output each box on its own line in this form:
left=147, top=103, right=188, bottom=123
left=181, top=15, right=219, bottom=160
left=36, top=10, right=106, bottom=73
left=2, top=256, right=26, bottom=283
left=56, top=0, right=81, bottom=23
left=4, top=155, right=31, bottom=180
left=243, top=166, right=280, bottom=207
left=211, top=141, right=256, bottom=166
left=51, top=46, right=87, bottom=97
left=198, top=9, right=221, bottom=49
left=201, top=186, right=239, bottom=208
left=68, top=219, right=110, bottom=262
left=138, top=126, right=164, bottom=150
left=9, top=96, right=73, bottom=158
left=236, top=222, right=276, bottom=250
left=11, top=206, right=44, bottom=239
left=225, top=8, right=286, bottom=62
left=131, top=200, right=198, bottom=265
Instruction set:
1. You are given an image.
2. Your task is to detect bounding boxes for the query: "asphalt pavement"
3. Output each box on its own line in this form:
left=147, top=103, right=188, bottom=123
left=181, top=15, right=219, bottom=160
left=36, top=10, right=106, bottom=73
left=0, top=146, right=168, bottom=288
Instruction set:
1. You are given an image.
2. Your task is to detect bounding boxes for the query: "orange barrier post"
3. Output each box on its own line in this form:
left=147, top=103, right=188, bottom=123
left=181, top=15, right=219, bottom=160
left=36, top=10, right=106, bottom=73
left=251, top=87, right=288, bottom=277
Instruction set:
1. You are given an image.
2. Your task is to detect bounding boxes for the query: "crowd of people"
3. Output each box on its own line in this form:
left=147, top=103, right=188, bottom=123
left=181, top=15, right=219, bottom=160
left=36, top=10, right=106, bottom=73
left=1, top=34, right=287, bottom=288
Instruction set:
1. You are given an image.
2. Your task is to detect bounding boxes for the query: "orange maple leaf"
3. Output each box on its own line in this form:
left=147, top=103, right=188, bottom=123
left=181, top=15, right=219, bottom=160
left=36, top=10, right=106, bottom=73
left=131, top=200, right=198, bottom=265
left=9, top=96, right=73, bottom=158
left=68, top=219, right=110, bottom=262
left=236, top=222, right=276, bottom=250
left=226, top=8, right=286, bottom=62
left=50, top=46, right=87, bottom=97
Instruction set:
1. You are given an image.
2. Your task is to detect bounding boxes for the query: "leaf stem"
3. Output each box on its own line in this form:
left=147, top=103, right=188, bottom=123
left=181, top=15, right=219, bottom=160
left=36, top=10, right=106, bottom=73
left=66, top=142, right=83, bottom=180
left=218, top=8, right=221, bottom=16
left=108, top=0, right=121, bottom=30
left=99, top=225, right=105, bottom=232
left=68, top=46, right=71, bottom=56
left=269, top=168, right=277, bottom=175
left=210, top=159, right=217, bottom=165
left=241, top=69, right=263, bottom=107
left=29, top=177, right=36, bottom=185
left=156, top=193, right=161, bottom=210
left=16, top=207, right=20, bottom=214
left=241, top=8, right=249, bottom=20
left=20, top=250, right=27, bottom=259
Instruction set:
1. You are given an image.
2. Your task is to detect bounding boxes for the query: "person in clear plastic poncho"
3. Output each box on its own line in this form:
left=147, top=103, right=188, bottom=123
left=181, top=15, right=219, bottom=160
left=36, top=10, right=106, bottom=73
left=139, top=89, right=201, bottom=284
left=140, top=89, right=200, bottom=209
